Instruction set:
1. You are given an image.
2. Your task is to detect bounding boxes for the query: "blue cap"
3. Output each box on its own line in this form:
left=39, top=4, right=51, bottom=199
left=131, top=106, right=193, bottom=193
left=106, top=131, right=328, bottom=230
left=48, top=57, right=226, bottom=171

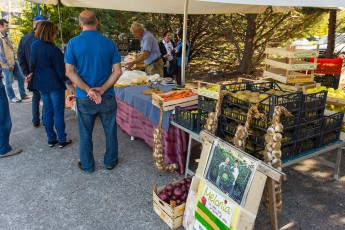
left=33, top=16, right=45, bottom=21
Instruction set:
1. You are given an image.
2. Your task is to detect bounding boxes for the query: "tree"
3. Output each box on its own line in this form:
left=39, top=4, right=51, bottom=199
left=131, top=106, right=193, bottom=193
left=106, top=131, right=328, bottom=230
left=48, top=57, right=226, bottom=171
left=220, top=8, right=327, bottom=74
left=325, top=10, right=337, bottom=58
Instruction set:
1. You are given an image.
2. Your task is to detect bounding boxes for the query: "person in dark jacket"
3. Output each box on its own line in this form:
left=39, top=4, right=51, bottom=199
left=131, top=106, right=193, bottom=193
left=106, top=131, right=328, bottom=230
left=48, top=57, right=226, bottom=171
left=17, top=16, right=44, bottom=127
left=158, top=30, right=175, bottom=78
left=30, top=21, right=72, bottom=148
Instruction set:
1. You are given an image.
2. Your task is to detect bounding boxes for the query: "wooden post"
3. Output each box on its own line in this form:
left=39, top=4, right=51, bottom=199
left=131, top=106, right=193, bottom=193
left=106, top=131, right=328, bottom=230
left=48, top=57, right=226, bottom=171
left=267, top=178, right=278, bottom=230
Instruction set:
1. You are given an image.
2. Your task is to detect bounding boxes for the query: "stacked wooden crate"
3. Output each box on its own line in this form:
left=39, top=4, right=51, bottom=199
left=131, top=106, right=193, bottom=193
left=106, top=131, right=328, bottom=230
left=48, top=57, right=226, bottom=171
left=263, top=44, right=319, bottom=84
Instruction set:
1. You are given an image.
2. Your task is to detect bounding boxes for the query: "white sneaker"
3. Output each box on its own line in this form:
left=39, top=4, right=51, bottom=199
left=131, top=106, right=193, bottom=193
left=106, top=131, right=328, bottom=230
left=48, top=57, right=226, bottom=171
left=11, top=97, right=21, bottom=103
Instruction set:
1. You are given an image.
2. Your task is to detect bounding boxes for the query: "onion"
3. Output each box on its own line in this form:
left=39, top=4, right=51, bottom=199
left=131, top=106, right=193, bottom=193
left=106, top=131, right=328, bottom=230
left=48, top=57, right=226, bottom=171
left=175, top=182, right=181, bottom=187
left=186, top=184, right=190, bottom=189
left=181, top=194, right=187, bottom=202
left=167, top=191, right=172, bottom=197
left=172, top=195, right=177, bottom=200
left=181, top=185, right=187, bottom=192
left=165, top=184, right=174, bottom=191
left=159, top=193, right=169, bottom=202
left=173, top=187, right=183, bottom=197
left=186, top=178, right=191, bottom=184
left=180, top=179, right=186, bottom=185
left=176, top=199, right=181, bottom=205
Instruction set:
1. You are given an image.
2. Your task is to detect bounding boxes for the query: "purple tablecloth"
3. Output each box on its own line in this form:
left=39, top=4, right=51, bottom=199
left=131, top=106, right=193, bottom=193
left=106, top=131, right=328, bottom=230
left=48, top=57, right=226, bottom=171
left=116, top=98, right=188, bottom=174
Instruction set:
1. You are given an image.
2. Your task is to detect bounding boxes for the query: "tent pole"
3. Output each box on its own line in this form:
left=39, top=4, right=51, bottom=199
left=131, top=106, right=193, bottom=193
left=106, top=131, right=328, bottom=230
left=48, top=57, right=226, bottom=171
left=57, top=0, right=64, bottom=48
left=181, top=0, right=189, bottom=86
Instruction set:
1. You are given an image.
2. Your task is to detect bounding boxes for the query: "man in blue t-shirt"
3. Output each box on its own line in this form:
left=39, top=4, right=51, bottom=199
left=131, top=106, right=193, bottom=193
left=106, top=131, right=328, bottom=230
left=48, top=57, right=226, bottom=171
left=126, top=22, right=164, bottom=77
left=65, top=10, right=122, bottom=173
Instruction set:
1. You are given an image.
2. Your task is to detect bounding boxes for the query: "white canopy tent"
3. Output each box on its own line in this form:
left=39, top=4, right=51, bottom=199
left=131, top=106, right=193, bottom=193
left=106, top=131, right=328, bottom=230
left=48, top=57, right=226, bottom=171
left=26, top=0, right=345, bottom=84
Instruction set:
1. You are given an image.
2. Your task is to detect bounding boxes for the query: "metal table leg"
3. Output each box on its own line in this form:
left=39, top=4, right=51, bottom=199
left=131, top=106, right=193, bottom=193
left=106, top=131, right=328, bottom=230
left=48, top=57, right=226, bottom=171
left=185, top=134, right=193, bottom=177
left=334, top=147, right=342, bottom=180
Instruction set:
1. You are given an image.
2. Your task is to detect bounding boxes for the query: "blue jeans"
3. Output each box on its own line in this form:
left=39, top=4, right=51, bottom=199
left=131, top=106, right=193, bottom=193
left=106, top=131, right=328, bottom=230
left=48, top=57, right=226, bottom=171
left=77, top=96, right=118, bottom=172
left=0, top=79, right=12, bottom=155
left=41, top=89, right=66, bottom=143
left=32, top=90, right=42, bottom=125
left=2, top=61, right=28, bottom=100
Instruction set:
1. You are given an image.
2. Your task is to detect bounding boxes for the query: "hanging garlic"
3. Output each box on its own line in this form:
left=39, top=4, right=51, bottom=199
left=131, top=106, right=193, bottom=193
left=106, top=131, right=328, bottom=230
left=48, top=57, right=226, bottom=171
left=274, top=123, right=284, bottom=133
left=272, top=142, right=282, bottom=150
left=267, top=127, right=275, bottom=135
left=273, top=133, right=282, bottom=142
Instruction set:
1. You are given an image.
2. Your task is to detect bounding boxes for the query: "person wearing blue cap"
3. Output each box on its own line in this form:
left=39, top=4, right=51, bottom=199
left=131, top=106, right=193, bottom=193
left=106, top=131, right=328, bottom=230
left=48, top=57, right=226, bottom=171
left=17, top=16, right=44, bottom=127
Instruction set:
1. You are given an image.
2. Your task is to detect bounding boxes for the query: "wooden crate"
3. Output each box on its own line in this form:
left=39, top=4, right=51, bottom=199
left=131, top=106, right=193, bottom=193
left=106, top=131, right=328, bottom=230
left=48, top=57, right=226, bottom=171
left=197, top=81, right=221, bottom=99
left=152, top=89, right=198, bottom=111
left=326, top=96, right=345, bottom=105
left=263, top=68, right=314, bottom=84
left=153, top=184, right=186, bottom=229
left=264, top=47, right=318, bottom=58
left=264, top=58, right=317, bottom=71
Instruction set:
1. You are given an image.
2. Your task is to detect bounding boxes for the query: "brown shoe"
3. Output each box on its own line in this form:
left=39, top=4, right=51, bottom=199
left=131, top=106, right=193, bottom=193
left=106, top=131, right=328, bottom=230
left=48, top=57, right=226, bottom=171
left=0, top=148, right=22, bottom=158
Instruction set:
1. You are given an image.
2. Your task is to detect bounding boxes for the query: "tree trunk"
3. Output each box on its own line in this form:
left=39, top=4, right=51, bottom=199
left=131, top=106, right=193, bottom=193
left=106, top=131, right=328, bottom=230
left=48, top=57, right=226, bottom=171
left=325, top=10, right=337, bottom=58
left=237, top=14, right=257, bottom=74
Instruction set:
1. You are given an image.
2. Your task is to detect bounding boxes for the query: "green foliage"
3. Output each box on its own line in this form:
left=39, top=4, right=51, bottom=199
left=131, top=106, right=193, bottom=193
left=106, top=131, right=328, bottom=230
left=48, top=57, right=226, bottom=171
left=14, top=3, right=344, bottom=76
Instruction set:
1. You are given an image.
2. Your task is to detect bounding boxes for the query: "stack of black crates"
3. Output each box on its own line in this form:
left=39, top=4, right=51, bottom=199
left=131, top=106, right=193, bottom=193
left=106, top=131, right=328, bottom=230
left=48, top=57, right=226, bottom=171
left=217, top=82, right=301, bottom=160
left=173, top=81, right=344, bottom=161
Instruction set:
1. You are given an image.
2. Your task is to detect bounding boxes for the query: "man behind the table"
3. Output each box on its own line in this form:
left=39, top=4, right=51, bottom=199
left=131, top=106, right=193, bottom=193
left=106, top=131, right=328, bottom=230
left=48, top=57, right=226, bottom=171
left=125, top=22, right=164, bottom=77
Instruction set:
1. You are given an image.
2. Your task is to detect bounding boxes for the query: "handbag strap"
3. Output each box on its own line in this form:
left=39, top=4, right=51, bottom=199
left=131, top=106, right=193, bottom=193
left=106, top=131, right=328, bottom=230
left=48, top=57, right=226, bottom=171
left=31, top=44, right=47, bottom=73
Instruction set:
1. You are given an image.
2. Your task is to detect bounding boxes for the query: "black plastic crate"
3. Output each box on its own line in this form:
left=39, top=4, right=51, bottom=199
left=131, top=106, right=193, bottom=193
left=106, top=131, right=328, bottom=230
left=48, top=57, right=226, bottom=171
left=221, top=82, right=251, bottom=91
left=216, top=131, right=234, bottom=144
left=314, top=74, right=340, bottom=89
left=300, top=108, right=324, bottom=124
left=218, top=115, right=238, bottom=135
left=197, top=109, right=210, bottom=132
left=174, top=106, right=198, bottom=131
left=258, top=92, right=302, bottom=116
left=298, top=120, right=322, bottom=140
left=250, top=82, right=284, bottom=92
left=296, top=135, right=320, bottom=155
left=248, top=126, right=298, bottom=148
left=301, top=91, right=327, bottom=110
left=281, top=142, right=297, bottom=161
left=322, top=112, right=344, bottom=132
left=244, top=144, right=264, bottom=160
left=320, top=130, right=342, bottom=146
left=198, top=96, right=217, bottom=112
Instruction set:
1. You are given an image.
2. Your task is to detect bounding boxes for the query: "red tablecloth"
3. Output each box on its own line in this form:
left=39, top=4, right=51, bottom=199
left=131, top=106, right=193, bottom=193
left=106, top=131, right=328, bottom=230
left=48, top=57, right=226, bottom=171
left=116, top=98, right=188, bottom=174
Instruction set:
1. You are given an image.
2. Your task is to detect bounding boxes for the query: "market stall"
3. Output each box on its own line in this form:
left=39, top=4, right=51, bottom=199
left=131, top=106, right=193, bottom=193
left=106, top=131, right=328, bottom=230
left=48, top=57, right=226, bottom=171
left=114, top=84, right=189, bottom=174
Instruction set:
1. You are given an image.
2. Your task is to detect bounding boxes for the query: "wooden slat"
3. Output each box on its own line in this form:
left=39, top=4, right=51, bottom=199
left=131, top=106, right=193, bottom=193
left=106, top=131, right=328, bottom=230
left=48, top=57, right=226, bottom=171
left=264, top=48, right=318, bottom=58
left=264, top=58, right=317, bottom=70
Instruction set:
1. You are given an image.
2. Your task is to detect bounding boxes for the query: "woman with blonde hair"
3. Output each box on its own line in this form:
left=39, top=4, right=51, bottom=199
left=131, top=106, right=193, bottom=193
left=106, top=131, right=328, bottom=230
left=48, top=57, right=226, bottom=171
left=29, top=21, right=72, bottom=148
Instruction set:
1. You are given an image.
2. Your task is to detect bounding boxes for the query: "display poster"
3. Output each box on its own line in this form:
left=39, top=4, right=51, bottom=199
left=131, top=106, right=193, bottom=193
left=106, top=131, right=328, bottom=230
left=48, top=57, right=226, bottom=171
left=204, top=140, right=258, bottom=205
left=194, top=179, right=240, bottom=230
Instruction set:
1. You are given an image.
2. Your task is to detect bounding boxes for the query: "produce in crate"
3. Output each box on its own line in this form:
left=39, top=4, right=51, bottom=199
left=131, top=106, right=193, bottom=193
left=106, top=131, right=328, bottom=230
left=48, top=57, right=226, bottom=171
left=156, top=177, right=192, bottom=206
left=159, top=90, right=196, bottom=101
left=306, top=86, right=345, bottom=99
